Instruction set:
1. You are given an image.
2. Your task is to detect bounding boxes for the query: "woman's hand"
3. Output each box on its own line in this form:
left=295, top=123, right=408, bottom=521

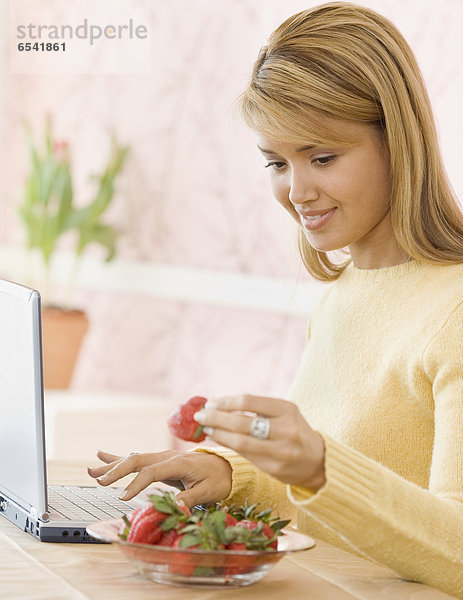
left=87, top=449, right=232, bottom=508
left=194, top=395, right=326, bottom=491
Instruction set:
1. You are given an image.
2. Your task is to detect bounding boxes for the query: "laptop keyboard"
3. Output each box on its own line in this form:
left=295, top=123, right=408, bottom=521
left=48, top=485, right=138, bottom=521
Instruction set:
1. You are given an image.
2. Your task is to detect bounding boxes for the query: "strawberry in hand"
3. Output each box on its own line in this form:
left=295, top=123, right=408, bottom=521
left=167, top=396, right=208, bottom=442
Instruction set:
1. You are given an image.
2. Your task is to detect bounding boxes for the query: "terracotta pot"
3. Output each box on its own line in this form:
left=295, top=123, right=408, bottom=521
left=41, top=307, right=89, bottom=389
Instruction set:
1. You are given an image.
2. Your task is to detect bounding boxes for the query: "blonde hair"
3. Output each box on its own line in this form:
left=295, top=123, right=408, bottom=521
left=238, top=2, right=463, bottom=281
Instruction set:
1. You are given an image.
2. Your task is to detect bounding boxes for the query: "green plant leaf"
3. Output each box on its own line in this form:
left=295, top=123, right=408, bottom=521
left=179, top=533, right=200, bottom=549
left=76, top=223, right=118, bottom=261
left=18, top=120, right=129, bottom=299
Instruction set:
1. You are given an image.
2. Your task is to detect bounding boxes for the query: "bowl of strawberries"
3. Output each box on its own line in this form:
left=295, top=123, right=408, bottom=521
left=87, top=491, right=315, bottom=588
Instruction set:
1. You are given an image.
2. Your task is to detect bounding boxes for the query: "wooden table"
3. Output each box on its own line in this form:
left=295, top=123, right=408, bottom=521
left=0, top=462, right=456, bottom=600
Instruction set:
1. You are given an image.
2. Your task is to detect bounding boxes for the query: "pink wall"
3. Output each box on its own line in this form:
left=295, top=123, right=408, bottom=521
left=2, top=1, right=462, bottom=404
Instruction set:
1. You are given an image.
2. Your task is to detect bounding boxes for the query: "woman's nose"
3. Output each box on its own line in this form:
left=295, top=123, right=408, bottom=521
left=288, top=170, right=319, bottom=206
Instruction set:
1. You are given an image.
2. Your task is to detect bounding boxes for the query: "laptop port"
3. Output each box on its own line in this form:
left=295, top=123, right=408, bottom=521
left=62, top=530, right=69, bottom=537
left=73, top=530, right=80, bottom=538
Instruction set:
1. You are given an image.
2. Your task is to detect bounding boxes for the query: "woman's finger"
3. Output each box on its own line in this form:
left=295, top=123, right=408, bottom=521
left=209, top=394, right=296, bottom=417
left=195, top=409, right=293, bottom=443
left=96, top=450, right=123, bottom=463
left=203, top=427, right=272, bottom=454
left=95, top=450, right=178, bottom=487
left=176, top=479, right=228, bottom=509
left=93, top=455, right=141, bottom=486
left=194, top=409, right=271, bottom=437
left=117, top=456, right=193, bottom=500
left=88, top=462, right=120, bottom=478
left=87, top=450, right=124, bottom=478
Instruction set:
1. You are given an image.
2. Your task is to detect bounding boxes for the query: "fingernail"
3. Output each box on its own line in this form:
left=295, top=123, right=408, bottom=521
left=203, top=427, right=213, bottom=435
left=205, top=399, right=218, bottom=409
left=97, top=475, right=107, bottom=484
left=193, top=410, right=205, bottom=423
left=118, top=489, right=130, bottom=501
left=177, top=499, right=186, bottom=508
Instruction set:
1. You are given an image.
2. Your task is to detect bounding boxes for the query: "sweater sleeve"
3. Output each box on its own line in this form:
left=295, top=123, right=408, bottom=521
left=287, top=302, right=463, bottom=599
left=194, top=446, right=298, bottom=521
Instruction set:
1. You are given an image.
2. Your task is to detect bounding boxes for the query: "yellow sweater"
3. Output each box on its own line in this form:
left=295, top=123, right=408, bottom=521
left=198, top=259, right=463, bottom=598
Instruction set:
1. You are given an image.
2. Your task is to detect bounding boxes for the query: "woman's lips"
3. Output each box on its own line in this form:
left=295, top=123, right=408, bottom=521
left=300, top=208, right=336, bottom=231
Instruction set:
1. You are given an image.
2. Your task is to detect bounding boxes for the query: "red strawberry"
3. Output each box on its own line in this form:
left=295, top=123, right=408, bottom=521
left=225, top=542, right=256, bottom=575
left=129, top=508, right=143, bottom=522
left=130, top=505, right=155, bottom=529
left=158, top=528, right=181, bottom=547
left=119, top=505, right=157, bottom=541
left=235, top=519, right=259, bottom=531
left=128, top=511, right=166, bottom=545
left=167, top=396, right=208, bottom=442
left=178, top=504, right=191, bottom=517
left=119, top=508, right=143, bottom=540
left=262, top=524, right=278, bottom=549
left=236, top=519, right=278, bottom=549
left=224, top=513, right=238, bottom=527
left=227, top=542, right=246, bottom=550
left=168, top=535, right=200, bottom=576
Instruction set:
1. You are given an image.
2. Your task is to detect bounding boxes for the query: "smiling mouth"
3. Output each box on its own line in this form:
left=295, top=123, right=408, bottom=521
left=304, top=214, right=328, bottom=220
left=300, top=208, right=336, bottom=231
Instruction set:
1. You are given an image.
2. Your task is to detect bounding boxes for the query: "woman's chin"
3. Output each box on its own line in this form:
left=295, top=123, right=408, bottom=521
left=302, top=231, right=346, bottom=254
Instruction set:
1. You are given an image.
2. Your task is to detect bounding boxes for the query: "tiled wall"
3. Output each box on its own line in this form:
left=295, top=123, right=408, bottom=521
left=1, top=1, right=462, bottom=404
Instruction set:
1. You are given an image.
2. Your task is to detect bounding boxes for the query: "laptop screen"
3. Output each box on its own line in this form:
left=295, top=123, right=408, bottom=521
left=0, top=279, right=48, bottom=518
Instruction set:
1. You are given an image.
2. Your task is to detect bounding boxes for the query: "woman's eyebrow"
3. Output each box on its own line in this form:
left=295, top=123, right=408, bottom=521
left=257, top=144, right=317, bottom=154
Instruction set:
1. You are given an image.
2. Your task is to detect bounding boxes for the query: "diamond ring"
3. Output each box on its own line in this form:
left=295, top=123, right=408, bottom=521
left=249, top=415, right=271, bottom=440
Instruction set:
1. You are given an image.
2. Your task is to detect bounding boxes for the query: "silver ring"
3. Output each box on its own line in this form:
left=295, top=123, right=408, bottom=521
left=249, top=416, right=271, bottom=440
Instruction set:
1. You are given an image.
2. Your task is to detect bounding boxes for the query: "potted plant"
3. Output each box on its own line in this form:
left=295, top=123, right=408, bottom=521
left=18, top=116, right=129, bottom=388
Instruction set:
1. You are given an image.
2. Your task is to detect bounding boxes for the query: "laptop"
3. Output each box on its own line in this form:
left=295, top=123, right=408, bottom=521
left=0, top=278, right=142, bottom=542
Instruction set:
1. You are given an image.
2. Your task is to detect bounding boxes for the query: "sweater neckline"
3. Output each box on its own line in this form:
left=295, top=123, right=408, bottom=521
left=343, top=258, right=424, bottom=282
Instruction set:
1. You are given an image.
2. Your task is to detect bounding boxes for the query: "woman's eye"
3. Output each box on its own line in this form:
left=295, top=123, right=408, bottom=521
left=264, top=161, right=286, bottom=171
left=313, top=155, right=336, bottom=166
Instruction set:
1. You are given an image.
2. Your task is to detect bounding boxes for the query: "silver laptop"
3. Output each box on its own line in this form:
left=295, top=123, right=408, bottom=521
left=0, top=278, right=140, bottom=542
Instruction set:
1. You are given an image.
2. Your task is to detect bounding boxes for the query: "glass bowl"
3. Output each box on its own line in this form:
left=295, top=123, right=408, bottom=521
left=87, top=518, right=315, bottom=588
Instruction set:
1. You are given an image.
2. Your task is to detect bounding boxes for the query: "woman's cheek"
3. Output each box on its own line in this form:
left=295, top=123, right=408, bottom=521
left=271, top=180, right=299, bottom=222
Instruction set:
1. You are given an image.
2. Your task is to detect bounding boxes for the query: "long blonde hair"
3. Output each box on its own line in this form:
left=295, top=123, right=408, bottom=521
left=238, top=2, right=463, bottom=281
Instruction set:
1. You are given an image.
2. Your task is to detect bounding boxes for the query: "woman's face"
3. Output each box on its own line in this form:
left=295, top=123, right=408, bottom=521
left=258, top=120, right=406, bottom=269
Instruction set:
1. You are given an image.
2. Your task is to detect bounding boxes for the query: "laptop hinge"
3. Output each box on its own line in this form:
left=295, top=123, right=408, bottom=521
left=30, top=506, right=50, bottom=522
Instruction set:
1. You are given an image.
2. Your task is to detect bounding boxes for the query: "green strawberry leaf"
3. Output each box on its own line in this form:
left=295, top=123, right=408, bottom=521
left=177, top=525, right=196, bottom=535
left=118, top=514, right=131, bottom=541
left=244, top=502, right=259, bottom=519
left=193, top=424, right=204, bottom=440
left=161, top=515, right=178, bottom=531
left=256, top=508, right=272, bottom=521
left=271, top=519, right=291, bottom=533
left=179, top=533, right=200, bottom=549
left=150, top=492, right=176, bottom=514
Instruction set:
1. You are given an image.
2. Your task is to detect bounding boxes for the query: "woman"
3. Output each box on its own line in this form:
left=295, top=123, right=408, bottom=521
left=89, top=3, right=463, bottom=596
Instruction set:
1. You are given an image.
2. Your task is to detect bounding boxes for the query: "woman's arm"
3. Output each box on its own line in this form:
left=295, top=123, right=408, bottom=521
left=286, top=303, right=463, bottom=598
left=195, top=304, right=463, bottom=598
left=193, top=446, right=299, bottom=520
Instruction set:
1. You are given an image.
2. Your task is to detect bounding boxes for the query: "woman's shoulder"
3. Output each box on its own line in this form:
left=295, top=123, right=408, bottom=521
left=423, top=261, right=463, bottom=294
left=416, top=262, right=463, bottom=333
